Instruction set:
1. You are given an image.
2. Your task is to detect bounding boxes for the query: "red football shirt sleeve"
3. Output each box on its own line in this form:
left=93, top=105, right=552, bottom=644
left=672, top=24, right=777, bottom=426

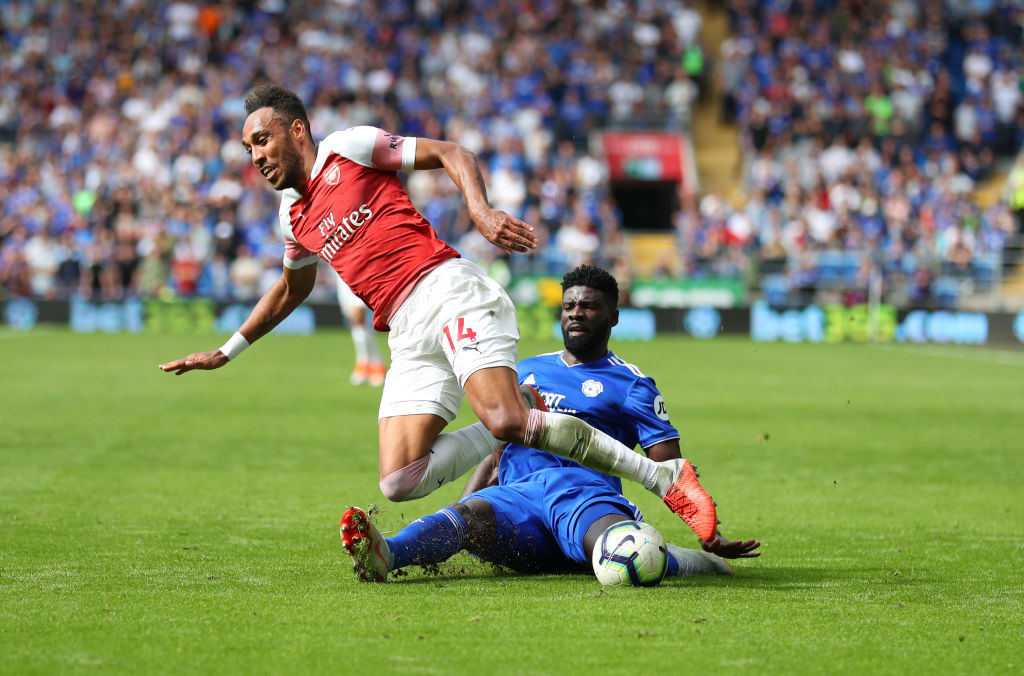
left=326, top=127, right=417, bottom=172
left=283, top=239, right=317, bottom=269
left=370, top=128, right=417, bottom=171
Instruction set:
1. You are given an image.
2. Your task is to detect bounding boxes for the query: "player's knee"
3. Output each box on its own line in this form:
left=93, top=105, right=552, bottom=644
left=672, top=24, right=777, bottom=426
left=378, top=457, right=430, bottom=502
left=450, top=500, right=496, bottom=555
left=378, top=477, right=412, bottom=502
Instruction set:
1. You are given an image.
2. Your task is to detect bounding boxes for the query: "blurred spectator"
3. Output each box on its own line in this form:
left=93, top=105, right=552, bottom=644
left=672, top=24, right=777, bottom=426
left=229, top=245, right=263, bottom=302
left=1006, top=153, right=1024, bottom=233
left=24, top=227, right=60, bottom=299
left=80, top=231, right=118, bottom=301
left=55, top=230, right=82, bottom=297
left=664, top=68, right=699, bottom=130
left=137, top=237, right=171, bottom=300
left=0, top=248, right=31, bottom=298
left=170, top=241, right=203, bottom=297
left=555, top=207, right=601, bottom=268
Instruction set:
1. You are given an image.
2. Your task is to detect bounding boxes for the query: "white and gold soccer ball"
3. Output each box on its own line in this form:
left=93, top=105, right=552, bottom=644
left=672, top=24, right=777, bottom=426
left=591, top=520, right=668, bottom=587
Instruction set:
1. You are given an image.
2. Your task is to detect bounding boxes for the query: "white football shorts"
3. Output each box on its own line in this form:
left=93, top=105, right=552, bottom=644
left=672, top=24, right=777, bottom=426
left=379, top=258, right=519, bottom=422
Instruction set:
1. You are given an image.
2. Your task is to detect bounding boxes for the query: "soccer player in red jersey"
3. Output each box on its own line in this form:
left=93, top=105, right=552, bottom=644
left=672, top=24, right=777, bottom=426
left=158, top=84, right=716, bottom=539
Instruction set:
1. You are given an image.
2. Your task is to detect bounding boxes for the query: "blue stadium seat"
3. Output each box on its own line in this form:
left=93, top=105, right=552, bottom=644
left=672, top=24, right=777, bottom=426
left=931, top=277, right=961, bottom=309
left=970, top=254, right=999, bottom=291
left=760, top=274, right=789, bottom=306
left=816, top=251, right=861, bottom=287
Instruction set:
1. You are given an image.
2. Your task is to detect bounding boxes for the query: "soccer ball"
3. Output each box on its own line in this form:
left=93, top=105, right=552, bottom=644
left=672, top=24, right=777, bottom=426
left=591, top=520, right=668, bottom=587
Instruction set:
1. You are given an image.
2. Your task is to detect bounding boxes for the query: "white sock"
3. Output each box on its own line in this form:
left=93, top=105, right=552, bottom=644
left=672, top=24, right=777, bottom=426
left=362, top=327, right=383, bottom=364
left=665, top=543, right=733, bottom=576
left=379, top=422, right=499, bottom=501
left=524, top=410, right=661, bottom=492
left=350, top=323, right=369, bottom=363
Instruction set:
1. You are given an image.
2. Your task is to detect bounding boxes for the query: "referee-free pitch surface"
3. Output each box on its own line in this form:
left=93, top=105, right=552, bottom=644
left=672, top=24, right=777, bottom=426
left=1, top=330, right=1021, bottom=674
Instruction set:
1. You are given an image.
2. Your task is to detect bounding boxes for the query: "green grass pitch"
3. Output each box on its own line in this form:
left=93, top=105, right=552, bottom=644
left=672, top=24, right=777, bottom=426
left=1, top=328, right=1022, bottom=674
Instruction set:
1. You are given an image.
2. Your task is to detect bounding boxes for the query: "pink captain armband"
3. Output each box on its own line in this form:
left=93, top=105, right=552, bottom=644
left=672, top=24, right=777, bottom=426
left=218, top=331, right=250, bottom=361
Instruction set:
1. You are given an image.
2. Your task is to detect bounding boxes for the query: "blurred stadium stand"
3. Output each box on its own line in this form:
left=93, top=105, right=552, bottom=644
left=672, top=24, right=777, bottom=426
left=1, top=0, right=1024, bottom=313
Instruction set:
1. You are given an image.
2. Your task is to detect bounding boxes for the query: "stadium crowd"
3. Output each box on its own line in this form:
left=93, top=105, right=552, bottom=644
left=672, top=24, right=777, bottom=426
left=0, top=0, right=705, bottom=304
left=1, top=0, right=1021, bottom=309
left=687, top=0, right=1023, bottom=305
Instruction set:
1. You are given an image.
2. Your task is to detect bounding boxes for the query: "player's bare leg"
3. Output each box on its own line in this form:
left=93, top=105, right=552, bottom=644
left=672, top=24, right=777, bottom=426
left=464, top=366, right=717, bottom=540
left=378, top=413, right=448, bottom=478
left=375, top=385, right=547, bottom=503
left=378, top=413, right=497, bottom=501
left=462, top=366, right=534, bottom=442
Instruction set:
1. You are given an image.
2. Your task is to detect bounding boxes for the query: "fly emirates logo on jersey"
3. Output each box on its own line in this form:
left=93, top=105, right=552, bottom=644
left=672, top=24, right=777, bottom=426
left=315, top=204, right=374, bottom=262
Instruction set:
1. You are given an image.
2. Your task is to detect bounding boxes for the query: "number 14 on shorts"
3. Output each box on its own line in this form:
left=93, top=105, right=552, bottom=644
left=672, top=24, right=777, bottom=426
left=442, top=317, right=478, bottom=352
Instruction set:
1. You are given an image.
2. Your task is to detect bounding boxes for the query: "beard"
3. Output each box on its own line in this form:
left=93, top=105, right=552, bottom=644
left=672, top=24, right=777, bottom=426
left=273, top=138, right=304, bottom=190
left=562, top=326, right=605, bottom=356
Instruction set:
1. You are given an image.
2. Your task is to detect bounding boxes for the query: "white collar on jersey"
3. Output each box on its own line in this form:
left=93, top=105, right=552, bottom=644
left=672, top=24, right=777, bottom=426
left=559, top=350, right=611, bottom=368
left=309, top=142, right=329, bottom=181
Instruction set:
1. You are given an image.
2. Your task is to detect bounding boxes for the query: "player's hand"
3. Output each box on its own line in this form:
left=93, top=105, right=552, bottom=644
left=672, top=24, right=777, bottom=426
left=472, top=207, right=538, bottom=253
left=700, top=532, right=761, bottom=559
left=158, top=350, right=229, bottom=375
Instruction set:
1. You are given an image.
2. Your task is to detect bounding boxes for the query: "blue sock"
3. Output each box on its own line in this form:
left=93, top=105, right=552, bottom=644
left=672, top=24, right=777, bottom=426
left=386, top=507, right=468, bottom=570
left=665, top=549, right=680, bottom=576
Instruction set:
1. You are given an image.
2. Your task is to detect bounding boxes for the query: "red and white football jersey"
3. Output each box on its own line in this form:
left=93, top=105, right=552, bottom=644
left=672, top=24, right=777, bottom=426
left=278, top=126, right=459, bottom=330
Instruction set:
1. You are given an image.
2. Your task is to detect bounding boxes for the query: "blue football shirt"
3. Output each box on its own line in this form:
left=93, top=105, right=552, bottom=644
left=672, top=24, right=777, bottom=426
left=499, top=350, right=680, bottom=494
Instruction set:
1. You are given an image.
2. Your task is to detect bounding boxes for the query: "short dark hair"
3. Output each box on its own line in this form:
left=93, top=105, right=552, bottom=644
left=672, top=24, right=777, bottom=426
left=244, top=84, right=311, bottom=135
left=561, top=265, right=618, bottom=307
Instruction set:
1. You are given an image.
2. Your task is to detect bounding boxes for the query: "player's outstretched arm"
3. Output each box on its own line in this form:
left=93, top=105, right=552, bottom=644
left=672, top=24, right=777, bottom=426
left=413, top=137, right=537, bottom=254
left=158, top=264, right=317, bottom=375
left=643, top=439, right=682, bottom=463
left=159, top=348, right=230, bottom=375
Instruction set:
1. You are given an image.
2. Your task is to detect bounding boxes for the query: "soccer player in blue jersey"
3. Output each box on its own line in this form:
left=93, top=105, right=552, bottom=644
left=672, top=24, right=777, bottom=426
left=340, top=265, right=759, bottom=581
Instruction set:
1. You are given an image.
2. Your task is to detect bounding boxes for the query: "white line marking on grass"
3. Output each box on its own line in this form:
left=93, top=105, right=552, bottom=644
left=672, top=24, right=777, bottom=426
left=871, top=344, right=1024, bottom=367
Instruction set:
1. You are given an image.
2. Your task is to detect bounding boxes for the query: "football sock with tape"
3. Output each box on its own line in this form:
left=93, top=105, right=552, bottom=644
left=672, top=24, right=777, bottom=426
left=524, top=410, right=660, bottom=492
left=379, top=423, right=499, bottom=501
left=387, top=507, right=467, bottom=570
